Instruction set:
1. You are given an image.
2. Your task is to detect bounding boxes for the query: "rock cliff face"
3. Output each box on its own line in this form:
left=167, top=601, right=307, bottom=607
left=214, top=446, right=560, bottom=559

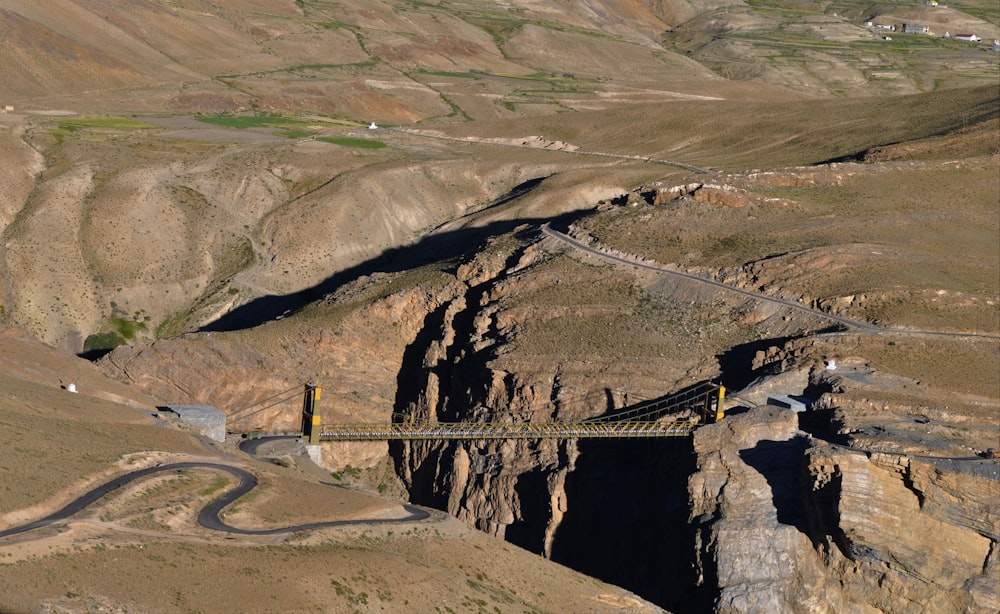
left=389, top=235, right=589, bottom=544
left=688, top=406, right=999, bottom=614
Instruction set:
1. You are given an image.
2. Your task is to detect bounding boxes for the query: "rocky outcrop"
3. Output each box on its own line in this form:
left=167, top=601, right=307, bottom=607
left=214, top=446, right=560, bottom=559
left=689, top=405, right=999, bottom=613
left=689, top=407, right=853, bottom=613
left=614, top=181, right=794, bottom=210
left=391, top=235, right=581, bottom=545
left=806, top=446, right=998, bottom=612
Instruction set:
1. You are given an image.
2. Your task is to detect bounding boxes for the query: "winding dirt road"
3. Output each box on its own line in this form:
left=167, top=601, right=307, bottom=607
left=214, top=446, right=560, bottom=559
left=0, top=461, right=431, bottom=540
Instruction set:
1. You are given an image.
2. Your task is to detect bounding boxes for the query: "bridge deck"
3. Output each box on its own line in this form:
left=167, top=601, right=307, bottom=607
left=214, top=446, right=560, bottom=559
left=318, top=420, right=700, bottom=441
left=281, top=381, right=724, bottom=443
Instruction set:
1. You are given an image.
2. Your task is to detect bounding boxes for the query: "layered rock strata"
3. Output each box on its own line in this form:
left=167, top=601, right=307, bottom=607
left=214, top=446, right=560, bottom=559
left=689, top=406, right=999, bottom=613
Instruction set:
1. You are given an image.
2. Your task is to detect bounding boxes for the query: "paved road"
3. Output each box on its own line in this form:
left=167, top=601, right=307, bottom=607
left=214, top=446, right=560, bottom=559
left=0, top=462, right=430, bottom=540
left=542, top=224, right=1000, bottom=341
left=237, top=434, right=301, bottom=457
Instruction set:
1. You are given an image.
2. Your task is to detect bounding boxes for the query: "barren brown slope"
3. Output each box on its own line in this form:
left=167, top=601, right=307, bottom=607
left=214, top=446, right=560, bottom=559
left=7, top=0, right=992, bottom=120
left=0, top=1, right=995, bottom=613
left=0, top=0, right=719, bottom=117
left=454, top=84, right=1000, bottom=169
left=2, top=82, right=995, bottom=352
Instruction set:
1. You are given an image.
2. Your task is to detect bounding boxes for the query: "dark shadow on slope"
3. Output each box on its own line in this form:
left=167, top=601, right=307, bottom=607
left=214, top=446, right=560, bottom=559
left=201, top=177, right=580, bottom=333
left=505, top=465, right=553, bottom=550
left=738, top=437, right=809, bottom=531
left=715, top=334, right=803, bottom=392
left=550, top=438, right=707, bottom=612
left=715, top=329, right=842, bottom=393
left=387, top=300, right=454, bottom=509
left=78, top=348, right=114, bottom=361
left=387, top=222, right=546, bottom=508
left=813, top=149, right=873, bottom=165
left=800, top=454, right=849, bottom=554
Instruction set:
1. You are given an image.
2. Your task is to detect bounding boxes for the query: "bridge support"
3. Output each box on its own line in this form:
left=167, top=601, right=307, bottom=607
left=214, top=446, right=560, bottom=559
left=301, top=383, right=322, bottom=445
left=713, top=385, right=726, bottom=422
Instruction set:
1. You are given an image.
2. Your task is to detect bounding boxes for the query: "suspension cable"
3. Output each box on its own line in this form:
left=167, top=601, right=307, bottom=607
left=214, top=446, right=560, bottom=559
left=231, top=389, right=304, bottom=426
left=228, top=382, right=307, bottom=419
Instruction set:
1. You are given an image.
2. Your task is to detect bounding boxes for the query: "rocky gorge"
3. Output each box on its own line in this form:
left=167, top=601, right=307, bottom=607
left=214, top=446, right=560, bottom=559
left=98, top=204, right=999, bottom=612
left=0, top=2, right=996, bottom=611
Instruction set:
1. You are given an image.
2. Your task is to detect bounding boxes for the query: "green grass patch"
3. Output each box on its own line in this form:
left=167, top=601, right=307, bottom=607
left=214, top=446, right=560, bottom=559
left=82, top=331, right=127, bottom=353
left=201, top=476, right=231, bottom=498
left=493, top=71, right=591, bottom=84
left=955, top=1, right=1000, bottom=24
left=316, top=20, right=356, bottom=30
left=317, top=136, right=387, bottom=149
left=418, top=70, right=482, bottom=79
left=57, top=117, right=159, bottom=131
left=196, top=115, right=313, bottom=130
left=83, top=303, right=151, bottom=352
left=287, top=63, right=348, bottom=72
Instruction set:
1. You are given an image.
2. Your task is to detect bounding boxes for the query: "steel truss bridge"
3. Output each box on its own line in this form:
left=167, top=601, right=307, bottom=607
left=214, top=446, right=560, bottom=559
left=290, top=381, right=725, bottom=443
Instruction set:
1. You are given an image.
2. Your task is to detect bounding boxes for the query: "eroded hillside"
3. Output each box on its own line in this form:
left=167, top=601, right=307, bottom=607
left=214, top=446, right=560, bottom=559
left=0, top=1, right=997, bottom=612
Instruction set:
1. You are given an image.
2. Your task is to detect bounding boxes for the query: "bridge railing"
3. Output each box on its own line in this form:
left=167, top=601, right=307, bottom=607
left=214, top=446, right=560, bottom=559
left=315, top=381, right=724, bottom=441
left=583, top=381, right=724, bottom=424
left=318, top=420, right=699, bottom=441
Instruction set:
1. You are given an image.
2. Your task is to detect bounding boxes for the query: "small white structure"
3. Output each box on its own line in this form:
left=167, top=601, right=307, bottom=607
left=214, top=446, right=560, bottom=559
left=826, top=359, right=838, bottom=371
left=164, top=405, right=227, bottom=442
left=1, top=105, right=12, bottom=113
left=902, top=23, right=930, bottom=35
left=953, top=33, right=981, bottom=42
left=66, top=382, right=78, bottom=393
left=368, top=121, right=378, bottom=130
left=768, top=395, right=810, bottom=413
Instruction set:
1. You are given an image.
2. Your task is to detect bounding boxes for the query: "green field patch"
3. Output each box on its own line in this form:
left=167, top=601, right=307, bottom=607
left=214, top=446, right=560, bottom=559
left=83, top=302, right=151, bottom=353
left=729, top=33, right=850, bottom=49
left=493, top=71, right=592, bottom=84
left=316, top=20, right=356, bottom=30
left=853, top=36, right=956, bottom=53
left=196, top=115, right=314, bottom=129
left=52, top=117, right=158, bottom=140
left=418, top=70, right=482, bottom=79
left=317, top=136, right=387, bottom=149
left=953, top=0, right=1000, bottom=23
left=288, top=63, right=346, bottom=71
left=57, top=117, right=159, bottom=131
